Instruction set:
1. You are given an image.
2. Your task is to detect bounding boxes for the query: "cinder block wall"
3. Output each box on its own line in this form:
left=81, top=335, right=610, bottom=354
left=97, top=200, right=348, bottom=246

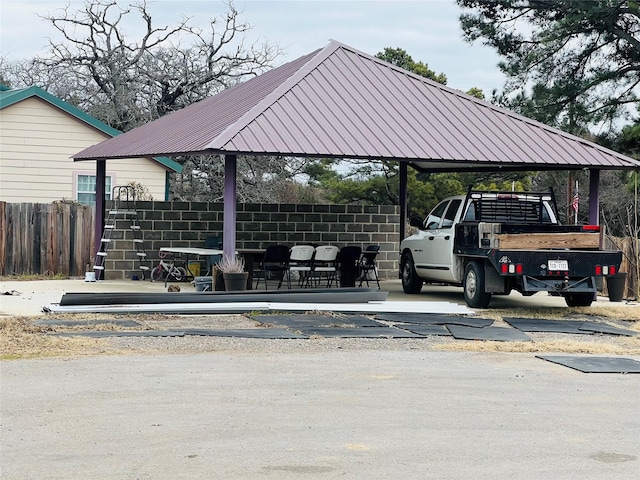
left=105, top=201, right=400, bottom=281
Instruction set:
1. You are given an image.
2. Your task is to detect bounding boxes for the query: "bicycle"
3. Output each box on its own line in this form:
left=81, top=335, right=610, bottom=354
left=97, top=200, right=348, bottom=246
left=151, top=250, right=188, bottom=282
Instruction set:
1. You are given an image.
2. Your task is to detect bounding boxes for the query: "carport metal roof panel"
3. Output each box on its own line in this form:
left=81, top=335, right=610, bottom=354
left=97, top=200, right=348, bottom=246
left=74, top=41, right=640, bottom=171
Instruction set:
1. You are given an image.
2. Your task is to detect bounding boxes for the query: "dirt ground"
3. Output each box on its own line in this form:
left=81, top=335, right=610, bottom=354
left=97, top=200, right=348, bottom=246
left=1, top=277, right=639, bottom=359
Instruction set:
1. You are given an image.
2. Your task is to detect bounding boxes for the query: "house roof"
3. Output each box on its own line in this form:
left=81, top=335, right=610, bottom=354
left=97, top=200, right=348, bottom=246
left=0, top=85, right=182, bottom=173
left=73, top=40, right=639, bottom=172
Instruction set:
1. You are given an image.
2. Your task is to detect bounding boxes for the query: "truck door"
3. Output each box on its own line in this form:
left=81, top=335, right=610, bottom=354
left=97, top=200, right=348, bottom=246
left=411, top=199, right=460, bottom=282
left=422, top=199, right=461, bottom=282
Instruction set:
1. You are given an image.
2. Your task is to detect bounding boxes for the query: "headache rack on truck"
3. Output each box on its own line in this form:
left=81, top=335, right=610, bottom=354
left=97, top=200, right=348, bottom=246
left=463, top=189, right=558, bottom=224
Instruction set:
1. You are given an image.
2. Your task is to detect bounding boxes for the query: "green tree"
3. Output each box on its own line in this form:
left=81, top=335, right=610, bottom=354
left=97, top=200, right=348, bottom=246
left=376, top=47, right=448, bottom=84
left=309, top=161, right=464, bottom=215
left=614, top=120, right=640, bottom=159
left=457, top=0, right=640, bottom=131
left=315, top=47, right=525, bottom=212
left=375, top=46, right=485, bottom=99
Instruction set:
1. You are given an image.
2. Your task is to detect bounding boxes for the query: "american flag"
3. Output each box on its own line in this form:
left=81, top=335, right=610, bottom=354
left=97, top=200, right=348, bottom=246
left=572, top=190, right=579, bottom=212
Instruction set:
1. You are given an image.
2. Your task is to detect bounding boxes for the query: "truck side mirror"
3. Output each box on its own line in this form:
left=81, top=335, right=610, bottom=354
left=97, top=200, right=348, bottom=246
left=409, top=216, right=424, bottom=228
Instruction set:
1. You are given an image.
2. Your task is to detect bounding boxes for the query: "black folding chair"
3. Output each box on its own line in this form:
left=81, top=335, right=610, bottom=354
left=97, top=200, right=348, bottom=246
left=358, top=245, right=380, bottom=288
left=253, top=245, right=291, bottom=290
left=336, top=246, right=362, bottom=287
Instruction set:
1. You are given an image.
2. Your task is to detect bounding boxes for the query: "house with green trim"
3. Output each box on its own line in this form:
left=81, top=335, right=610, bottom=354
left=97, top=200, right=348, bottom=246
left=0, top=85, right=181, bottom=204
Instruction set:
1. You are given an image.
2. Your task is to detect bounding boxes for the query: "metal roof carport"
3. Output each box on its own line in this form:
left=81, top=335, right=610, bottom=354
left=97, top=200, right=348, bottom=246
left=74, top=41, right=640, bottom=261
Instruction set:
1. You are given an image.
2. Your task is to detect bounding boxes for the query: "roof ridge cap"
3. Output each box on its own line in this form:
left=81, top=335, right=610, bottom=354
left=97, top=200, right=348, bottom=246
left=206, top=42, right=341, bottom=150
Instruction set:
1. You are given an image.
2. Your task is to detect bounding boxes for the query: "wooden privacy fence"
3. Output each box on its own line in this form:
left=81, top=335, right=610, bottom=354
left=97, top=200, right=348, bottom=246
left=0, top=202, right=95, bottom=277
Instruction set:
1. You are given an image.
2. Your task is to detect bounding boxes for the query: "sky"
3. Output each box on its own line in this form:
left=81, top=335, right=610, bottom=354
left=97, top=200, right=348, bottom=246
left=0, top=0, right=506, bottom=96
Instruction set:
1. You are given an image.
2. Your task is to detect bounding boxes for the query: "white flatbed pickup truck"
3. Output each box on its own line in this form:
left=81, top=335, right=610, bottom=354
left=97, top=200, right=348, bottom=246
left=400, top=190, right=622, bottom=308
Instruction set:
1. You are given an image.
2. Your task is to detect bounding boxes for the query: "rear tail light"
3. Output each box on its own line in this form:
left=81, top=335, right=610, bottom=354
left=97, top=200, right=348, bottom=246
left=595, top=265, right=618, bottom=276
left=500, top=262, right=523, bottom=275
left=582, top=225, right=600, bottom=232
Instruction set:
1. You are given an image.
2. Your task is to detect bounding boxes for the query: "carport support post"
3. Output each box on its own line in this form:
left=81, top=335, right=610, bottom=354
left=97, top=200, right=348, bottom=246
left=94, top=159, right=106, bottom=280
left=223, top=154, right=237, bottom=260
left=588, top=169, right=600, bottom=226
left=399, top=162, right=408, bottom=242
left=398, top=162, right=408, bottom=279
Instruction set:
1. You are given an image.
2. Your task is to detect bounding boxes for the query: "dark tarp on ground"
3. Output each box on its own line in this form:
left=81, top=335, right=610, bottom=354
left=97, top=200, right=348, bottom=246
left=537, top=355, right=640, bottom=373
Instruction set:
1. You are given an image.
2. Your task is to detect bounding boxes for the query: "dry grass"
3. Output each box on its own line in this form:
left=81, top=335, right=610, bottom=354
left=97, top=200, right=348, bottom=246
left=434, top=305, right=640, bottom=354
left=576, top=304, right=640, bottom=322
left=1, top=273, right=68, bottom=281
left=0, top=316, right=118, bottom=360
left=483, top=305, right=640, bottom=323
left=2, top=305, right=639, bottom=359
left=435, top=337, right=640, bottom=355
left=0, top=313, right=177, bottom=359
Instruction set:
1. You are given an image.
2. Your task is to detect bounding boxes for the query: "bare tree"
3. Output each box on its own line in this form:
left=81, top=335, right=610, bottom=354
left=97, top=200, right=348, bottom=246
left=3, top=0, right=281, bottom=132
left=170, top=155, right=324, bottom=204
left=0, top=0, right=320, bottom=202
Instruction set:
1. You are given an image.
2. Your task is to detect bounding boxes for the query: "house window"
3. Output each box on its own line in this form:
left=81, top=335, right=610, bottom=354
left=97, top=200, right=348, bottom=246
left=77, top=175, right=112, bottom=206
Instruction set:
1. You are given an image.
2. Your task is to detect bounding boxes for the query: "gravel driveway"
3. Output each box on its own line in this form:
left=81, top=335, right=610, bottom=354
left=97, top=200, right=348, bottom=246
left=2, top=350, right=639, bottom=479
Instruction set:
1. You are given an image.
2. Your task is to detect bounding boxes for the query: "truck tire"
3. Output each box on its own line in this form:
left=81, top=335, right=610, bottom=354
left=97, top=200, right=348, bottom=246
left=563, top=293, right=594, bottom=307
left=401, top=252, right=423, bottom=294
left=464, top=261, right=492, bottom=308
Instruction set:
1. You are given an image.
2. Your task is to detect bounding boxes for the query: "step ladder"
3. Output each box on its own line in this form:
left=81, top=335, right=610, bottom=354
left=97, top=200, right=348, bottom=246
left=93, top=185, right=150, bottom=280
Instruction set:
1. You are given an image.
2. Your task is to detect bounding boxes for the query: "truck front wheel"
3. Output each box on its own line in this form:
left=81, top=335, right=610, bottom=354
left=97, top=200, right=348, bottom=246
left=464, top=261, right=492, bottom=308
left=401, top=253, right=423, bottom=294
left=563, top=293, right=594, bottom=307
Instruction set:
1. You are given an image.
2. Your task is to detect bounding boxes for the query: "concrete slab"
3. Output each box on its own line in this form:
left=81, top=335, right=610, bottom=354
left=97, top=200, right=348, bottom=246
left=2, top=352, right=639, bottom=479
left=2, top=278, right=636, bottom=316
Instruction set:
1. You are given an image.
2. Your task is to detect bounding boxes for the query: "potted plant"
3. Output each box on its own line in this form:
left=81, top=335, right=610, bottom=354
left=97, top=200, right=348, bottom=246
left=216, top=255, right=248, bottom=291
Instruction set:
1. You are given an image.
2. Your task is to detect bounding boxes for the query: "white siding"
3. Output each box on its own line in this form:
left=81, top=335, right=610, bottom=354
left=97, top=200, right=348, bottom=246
left=0, top=97, right=169, bottom=202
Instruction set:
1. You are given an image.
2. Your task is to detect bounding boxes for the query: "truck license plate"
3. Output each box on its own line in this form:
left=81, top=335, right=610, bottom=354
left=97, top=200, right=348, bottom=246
left=548, top=259, right=568, bottom=270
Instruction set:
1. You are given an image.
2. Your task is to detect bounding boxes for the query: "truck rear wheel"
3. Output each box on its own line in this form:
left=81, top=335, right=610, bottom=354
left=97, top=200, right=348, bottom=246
left=563, top=293, right=594, bottom=307
left=464, top=261, right=492, bottom=308
left=401, top=252, right=423, bottom=294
